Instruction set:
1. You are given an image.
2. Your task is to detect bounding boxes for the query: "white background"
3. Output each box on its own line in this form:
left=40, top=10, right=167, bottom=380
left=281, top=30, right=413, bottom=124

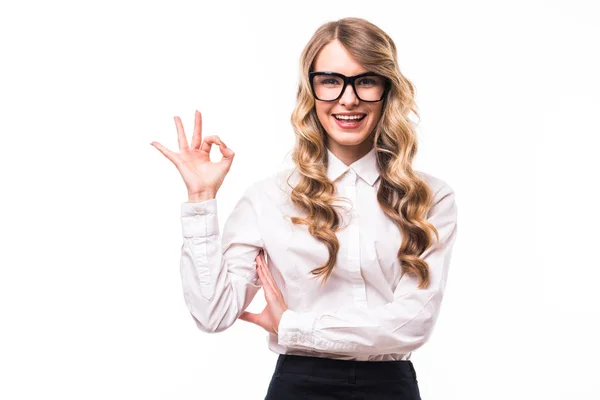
left=1, top=0, right=598, bottom=399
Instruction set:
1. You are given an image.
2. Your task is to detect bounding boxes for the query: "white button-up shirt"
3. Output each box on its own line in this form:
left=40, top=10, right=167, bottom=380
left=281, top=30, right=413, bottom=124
left=180, top=147, right=458, bottom=361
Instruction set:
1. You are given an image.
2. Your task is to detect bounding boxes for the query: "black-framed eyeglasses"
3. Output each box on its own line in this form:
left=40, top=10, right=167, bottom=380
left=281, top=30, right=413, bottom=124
left=309, top=71, right=390, bottom=102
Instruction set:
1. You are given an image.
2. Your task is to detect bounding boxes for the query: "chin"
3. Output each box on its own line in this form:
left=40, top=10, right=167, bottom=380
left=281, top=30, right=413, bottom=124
left=335, top=137, right=368, bottom=146
left=328, top=134, right=371, bottom=147
left=329, top=127, right=371, bottom=140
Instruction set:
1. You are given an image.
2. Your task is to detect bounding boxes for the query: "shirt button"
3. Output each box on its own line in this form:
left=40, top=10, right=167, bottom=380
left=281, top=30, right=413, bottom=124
left=292, top=336, right=298, bottom=343
left=195, top=215, right=202, bottom=220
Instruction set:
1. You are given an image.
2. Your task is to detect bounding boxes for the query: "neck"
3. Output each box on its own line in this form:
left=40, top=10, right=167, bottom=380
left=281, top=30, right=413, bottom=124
left=326, top=138, right=373, bottom=166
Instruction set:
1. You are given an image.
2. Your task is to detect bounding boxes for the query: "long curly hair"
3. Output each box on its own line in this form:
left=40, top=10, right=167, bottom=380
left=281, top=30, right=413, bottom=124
left=288, top=17, right=439, bottom=289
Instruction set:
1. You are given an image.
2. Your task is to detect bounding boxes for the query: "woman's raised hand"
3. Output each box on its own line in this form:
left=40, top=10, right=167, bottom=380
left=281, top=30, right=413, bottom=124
left=151, top=110, right=235, bottom=201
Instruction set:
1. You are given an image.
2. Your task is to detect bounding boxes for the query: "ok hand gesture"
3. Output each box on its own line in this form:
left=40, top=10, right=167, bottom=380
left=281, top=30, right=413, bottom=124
left=151, top=110, right=235, bottom=201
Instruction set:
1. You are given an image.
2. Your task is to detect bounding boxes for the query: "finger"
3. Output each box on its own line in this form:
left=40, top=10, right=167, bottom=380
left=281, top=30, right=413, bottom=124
left=190, top=110, right=203, bottom=150
left=255, top=253, right=263, bottom=278
left=151, top=141, right=179, bottom=166
left=258, top=255, right=285, bottom=305
left=174, top=116, right=189, bottom=151
left=239, top=311, right=258, bottom=325
left=258, top=252, right=278, bottom=292
left=257, top=259, right=279, bottom=303
left=256, top=260, right=267, bottom=289
left=200, top=135, right=223, bottom=154
left=255, top=249, right=263, bottom=264
left=218, top=140, right=235, bottom=164
left=256, top=262, right=273, bottom=297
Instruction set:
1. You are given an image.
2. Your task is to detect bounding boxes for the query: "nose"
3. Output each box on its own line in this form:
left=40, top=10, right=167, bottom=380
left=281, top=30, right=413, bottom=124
left=339, top=82, right=359, bottom=107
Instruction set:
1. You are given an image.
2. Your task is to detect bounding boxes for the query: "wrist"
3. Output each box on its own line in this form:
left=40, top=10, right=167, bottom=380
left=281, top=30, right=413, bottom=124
left=188, top=191, right=216, bottom=202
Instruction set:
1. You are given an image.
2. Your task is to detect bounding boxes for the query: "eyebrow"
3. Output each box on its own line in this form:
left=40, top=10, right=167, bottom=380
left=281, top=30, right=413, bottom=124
left=311, top=71, right=375, bottom=76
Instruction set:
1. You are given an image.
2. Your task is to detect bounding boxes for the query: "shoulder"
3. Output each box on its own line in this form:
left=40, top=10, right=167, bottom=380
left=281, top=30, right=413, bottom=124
left=414, top=170, right=455, bottom=199
left=413, top=170, right=457, bottom=219
left=240, top=167, right=299, bottom=204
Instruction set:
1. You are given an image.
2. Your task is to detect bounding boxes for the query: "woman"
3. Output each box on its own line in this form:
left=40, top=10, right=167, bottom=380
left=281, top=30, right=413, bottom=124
left=151, top=17, right=458, bottom=400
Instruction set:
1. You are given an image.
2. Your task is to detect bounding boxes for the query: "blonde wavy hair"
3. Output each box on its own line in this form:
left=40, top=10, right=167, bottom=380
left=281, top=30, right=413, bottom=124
left=288, top=17, right=440, bottom=289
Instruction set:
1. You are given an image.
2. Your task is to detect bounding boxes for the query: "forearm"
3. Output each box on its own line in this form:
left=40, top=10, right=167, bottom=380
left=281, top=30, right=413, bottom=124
left=277, top=292, right=440, bottom=356
left=179, top=187, right=264, bottom=333
left=180, top=238, right=261, bottom=333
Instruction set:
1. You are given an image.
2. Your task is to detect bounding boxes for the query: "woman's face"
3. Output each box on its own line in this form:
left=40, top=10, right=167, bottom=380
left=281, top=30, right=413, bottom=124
left=312, top=40, right=384, bottom=162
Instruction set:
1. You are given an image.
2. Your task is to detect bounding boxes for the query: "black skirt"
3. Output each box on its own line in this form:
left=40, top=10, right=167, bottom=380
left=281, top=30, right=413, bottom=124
left=264, top=354, right=422, bottom=400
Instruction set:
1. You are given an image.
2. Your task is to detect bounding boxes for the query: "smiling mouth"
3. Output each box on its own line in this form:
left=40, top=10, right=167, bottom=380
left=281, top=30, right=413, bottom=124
left=332, top=114, right=366, bottom=129
left=333, top=114, right=366, bottom=121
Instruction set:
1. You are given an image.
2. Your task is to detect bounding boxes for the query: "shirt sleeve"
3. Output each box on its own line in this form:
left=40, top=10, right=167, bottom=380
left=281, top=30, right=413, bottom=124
left=180, top=184, right=264, bottom=333
left=277, top=182, right=458, bottom=356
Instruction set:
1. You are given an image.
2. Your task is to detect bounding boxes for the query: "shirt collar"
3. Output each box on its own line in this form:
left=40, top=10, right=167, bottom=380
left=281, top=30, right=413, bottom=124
left=326, top=147, right=380, bottom=186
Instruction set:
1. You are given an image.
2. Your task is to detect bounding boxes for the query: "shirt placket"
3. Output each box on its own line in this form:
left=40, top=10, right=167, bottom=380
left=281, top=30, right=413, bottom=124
left=343, top=169, right=368, bottom=308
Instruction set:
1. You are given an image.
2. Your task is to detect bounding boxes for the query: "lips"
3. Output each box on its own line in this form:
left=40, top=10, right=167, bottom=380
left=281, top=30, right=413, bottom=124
left=332, top=114, right=366, bottom=129
left=332, top=113, right=366, bottom=121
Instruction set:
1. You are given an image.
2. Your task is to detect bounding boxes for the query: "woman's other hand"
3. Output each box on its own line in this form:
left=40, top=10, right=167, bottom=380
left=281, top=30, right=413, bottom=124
left=151, top=110, right=235, bottom=201
left=239, top=250, right=288, bottom=335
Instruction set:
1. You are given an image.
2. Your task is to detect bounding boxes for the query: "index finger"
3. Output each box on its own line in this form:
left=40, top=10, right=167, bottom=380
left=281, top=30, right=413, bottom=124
left=191, top=110, right=203, bottom=149
left=174, top=116, right=189, bottom=151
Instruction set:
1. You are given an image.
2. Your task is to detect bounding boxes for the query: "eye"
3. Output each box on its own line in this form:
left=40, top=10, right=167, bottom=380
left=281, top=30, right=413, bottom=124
left=357, top=77, right=377, bottom=86
left=314, top=75, right=343, bottom=86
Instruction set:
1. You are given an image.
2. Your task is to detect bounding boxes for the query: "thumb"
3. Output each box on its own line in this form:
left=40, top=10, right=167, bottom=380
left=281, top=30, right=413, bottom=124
left=239, top=311, right=258, bottom=324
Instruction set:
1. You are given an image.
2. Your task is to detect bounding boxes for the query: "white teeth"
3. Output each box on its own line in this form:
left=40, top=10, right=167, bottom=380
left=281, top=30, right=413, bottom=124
left=334, top=114, right=364, bottom=120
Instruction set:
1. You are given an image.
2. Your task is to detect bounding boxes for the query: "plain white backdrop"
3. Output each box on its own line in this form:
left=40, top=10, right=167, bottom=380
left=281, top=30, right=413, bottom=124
left=1, top=0, right=598, bottom=398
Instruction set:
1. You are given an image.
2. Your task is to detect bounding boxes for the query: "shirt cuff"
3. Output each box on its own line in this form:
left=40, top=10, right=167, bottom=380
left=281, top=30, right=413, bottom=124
left=277, top=309, right=318, bottom=348
left=181, top=199, right=219, bottom=237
